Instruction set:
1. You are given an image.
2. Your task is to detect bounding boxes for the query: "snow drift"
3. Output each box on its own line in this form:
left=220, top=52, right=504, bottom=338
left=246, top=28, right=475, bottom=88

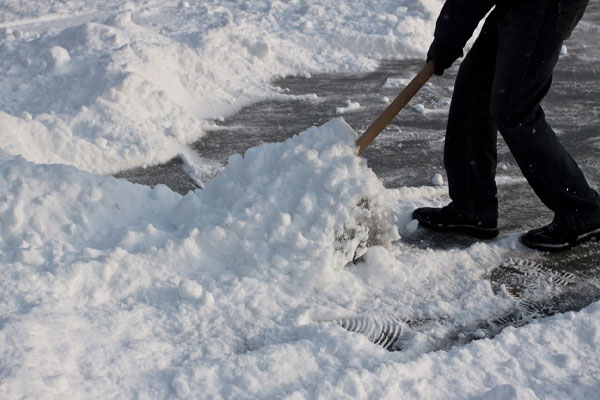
left=0, top=0, right=441, bottom=174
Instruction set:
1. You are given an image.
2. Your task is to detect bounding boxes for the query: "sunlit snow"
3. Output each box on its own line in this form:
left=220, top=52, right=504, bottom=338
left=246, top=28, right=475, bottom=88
left=1, top=1, right=599, bottom=399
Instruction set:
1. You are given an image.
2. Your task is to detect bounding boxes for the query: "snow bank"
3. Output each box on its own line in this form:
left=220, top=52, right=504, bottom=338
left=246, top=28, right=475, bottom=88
left=0, top=0, right=442, bottom=174
left=1, top=118, right=597, bottom=398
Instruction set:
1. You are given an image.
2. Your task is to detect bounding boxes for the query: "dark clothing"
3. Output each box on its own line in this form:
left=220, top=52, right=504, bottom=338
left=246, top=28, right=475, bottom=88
left=437, top=0, right=600, bottom=230
left=434, top=0, right=496, bottom=50
left=434, top=0, right=588, bottom=49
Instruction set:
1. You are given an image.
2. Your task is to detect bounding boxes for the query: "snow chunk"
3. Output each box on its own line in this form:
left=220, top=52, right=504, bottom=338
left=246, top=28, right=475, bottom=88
left=473, top=329, right=486, bottom=339
left=383, top=77, right=410, bottom=88
left=432, top=173, right=444, bottom=186
left=336, top=100, right=361, bottom=114
left=406, top=219, right=419, bottom=234
left=561, top=44, right=568, bottom=56
left=203, top=292, right=215, bottom=306
left=178, top=279, right=203, bottom=301
left=108, top=11, right=133, bottom=28
left=411, top=103, right=427, bottom=115
left=47, top=46, right=70, bottom=70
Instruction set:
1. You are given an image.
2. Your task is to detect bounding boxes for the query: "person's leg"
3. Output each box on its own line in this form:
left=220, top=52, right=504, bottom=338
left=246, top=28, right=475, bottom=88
left=412, top=12, right=501, bottom=239
left=490, top=0, right=600, bottom=249
left=444, top=12, right=500, bottom=222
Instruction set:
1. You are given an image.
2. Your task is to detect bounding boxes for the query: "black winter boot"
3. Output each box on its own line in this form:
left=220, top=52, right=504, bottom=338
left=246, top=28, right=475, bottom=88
left=520, top=220, right=600, bottom=252
left=412, top=205, right=499, bottom=239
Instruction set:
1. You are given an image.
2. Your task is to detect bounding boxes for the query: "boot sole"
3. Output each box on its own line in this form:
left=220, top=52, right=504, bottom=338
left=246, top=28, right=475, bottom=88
left=520, top=227, right=600, bottom=252
left=417, top=219, right=500, bottom=240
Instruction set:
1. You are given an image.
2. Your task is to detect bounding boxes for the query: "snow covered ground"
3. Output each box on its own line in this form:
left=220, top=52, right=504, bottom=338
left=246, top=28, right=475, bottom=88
left=0, top=0, right=438, bottom=175
left=1, top=1, right=599, bottom=399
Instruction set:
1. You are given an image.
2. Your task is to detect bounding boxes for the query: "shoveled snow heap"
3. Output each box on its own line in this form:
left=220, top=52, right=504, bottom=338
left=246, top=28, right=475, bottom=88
left=2, top=118, right=599, bottom=398
left=0, top=118, right=400, bottom=397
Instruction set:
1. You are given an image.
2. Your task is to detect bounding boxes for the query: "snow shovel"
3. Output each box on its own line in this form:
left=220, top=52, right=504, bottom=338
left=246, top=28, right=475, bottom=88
left=355, top=60, right=435, bottom=155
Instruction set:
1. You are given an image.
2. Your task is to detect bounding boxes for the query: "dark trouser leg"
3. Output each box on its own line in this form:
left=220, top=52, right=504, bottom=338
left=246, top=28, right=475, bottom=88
left=490, top=0, right=600, bottom=229
left=444, top=14, right=500, bottom=222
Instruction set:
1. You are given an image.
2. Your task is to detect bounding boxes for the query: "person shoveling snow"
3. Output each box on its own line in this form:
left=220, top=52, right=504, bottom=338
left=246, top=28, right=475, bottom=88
left=411, top=0, right=600, bottom=252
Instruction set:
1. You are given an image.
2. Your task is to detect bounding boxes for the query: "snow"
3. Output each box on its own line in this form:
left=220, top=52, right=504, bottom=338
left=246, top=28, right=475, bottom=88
left=0, top=0, right=440, bottom=175
left=431, top=173, right=444, bottom=186
left=1, top=1, right=599, bottom=399
left=406, top=219, right=420, bottom=234
left=336, top=100, right=362, bottom=115
left=411, top=103, right=428, bottom=115
left=383, top=77, right=411, bottom=88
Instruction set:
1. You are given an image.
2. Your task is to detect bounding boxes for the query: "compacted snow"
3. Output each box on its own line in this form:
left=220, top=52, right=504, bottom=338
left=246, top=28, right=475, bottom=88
left=1, top=1, right=599, bottom=399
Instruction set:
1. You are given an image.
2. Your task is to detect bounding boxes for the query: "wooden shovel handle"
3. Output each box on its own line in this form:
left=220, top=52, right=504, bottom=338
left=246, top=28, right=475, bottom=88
left=355, top=60, right=435, bottom=156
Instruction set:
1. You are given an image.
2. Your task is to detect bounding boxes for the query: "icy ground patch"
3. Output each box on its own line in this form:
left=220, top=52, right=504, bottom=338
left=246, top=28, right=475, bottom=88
left=1, top=119, right=599, bottom=398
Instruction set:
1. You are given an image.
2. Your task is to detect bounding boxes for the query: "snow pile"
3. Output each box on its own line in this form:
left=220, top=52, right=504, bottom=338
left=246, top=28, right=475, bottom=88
left=0, top=13, right=217, bottom=174
left=1, top=116, right=599, bottom=398
left=0, top=119, right=400, bottom=397
left=0, top=0, right=442, bottom=174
